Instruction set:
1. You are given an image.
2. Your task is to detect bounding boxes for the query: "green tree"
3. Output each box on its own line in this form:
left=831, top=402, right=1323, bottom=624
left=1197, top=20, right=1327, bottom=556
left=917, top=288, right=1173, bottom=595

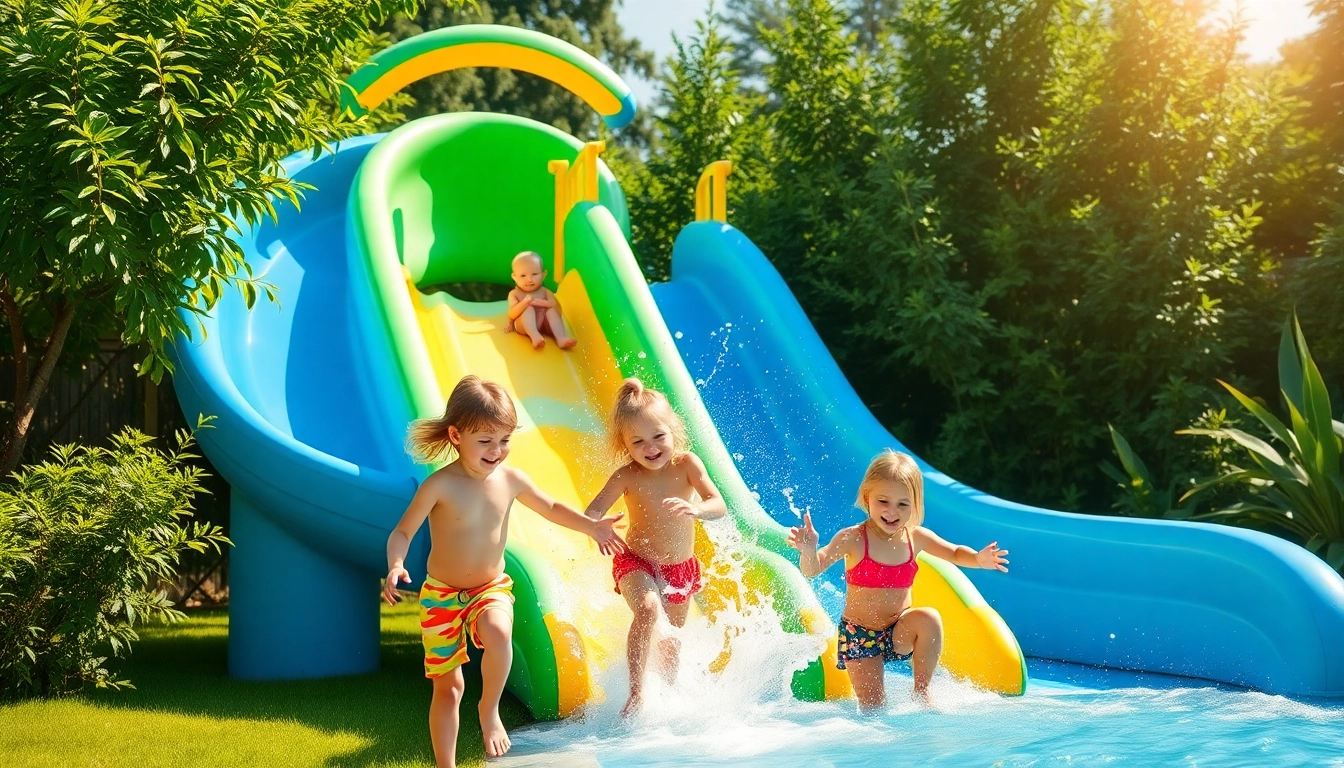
left=880, top=0, right=1296, bottom=508
left=1281, top=0, right=1344, bottom=381
left=628, top=7, right=765, bottom=279
left=0, top=0, right=441, bottom=475
left=384, top=0, right=654, bottom=142
left=740, top=0, right=993, bottom=445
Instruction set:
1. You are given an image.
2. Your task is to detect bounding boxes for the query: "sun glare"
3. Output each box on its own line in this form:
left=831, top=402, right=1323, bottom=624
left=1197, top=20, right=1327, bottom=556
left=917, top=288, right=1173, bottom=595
left=1214, top=0, right=1317, bottom=60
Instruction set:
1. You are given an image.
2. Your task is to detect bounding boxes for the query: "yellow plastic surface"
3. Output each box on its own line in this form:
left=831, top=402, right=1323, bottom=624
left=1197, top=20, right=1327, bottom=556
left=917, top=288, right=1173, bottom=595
left=358, top=42, right=624, bottom=117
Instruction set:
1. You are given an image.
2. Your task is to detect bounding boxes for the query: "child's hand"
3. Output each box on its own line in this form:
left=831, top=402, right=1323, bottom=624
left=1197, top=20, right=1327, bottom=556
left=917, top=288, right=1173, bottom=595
left=976, top=542, right=1009, bottom=572
left=788, top=512, right=818, bottom=552
left=662, top=497, right=699, bottom=518
left=530, top=299, right=553, bottom=309
left=591, top=514, right=627, bottom=556
left=383, top=566, right=411, bottom=605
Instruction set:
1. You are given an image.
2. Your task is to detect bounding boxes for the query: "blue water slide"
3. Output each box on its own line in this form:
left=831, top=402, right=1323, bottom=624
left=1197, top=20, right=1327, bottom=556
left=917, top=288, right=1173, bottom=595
left=651, top=221, right=1344, bottom=698
left=171, top=136, right=431, bottom=679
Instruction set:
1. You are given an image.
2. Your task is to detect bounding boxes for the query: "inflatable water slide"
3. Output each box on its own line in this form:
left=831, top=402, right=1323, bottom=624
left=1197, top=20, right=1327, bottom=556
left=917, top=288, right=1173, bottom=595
left=171, top=26, right=1344, bottom=724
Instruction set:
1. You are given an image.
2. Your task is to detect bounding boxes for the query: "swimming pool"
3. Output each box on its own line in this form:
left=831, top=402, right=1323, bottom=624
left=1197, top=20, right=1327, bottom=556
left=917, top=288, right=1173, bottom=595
left=506, top=658, right=1344, bottom=767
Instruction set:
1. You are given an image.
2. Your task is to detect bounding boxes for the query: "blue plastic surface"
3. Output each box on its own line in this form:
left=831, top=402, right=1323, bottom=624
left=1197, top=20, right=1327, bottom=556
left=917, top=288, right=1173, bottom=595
left=172, top=136, right=431, bottom=678
left=651, top=221, right=1344, bottom=698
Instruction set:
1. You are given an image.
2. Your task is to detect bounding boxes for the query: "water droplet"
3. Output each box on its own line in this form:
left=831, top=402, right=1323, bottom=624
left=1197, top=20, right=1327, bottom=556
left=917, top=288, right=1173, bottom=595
left=674, top=331, right=684, bottom=339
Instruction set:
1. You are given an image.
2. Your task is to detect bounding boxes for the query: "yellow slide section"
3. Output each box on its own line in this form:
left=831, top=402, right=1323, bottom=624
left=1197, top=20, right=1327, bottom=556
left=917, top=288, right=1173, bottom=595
left=405, top=270, right=1024, bottom=705
left=408, top=272, right=649, bottom=711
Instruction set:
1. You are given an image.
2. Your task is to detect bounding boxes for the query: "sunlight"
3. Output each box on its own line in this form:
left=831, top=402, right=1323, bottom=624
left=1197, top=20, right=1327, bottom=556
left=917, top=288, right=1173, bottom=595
left=1214, top=0, right=1317, bottom=60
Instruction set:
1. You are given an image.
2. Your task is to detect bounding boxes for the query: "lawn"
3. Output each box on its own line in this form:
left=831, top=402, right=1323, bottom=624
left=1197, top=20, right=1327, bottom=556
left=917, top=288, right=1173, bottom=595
left=0, top=601, right=533, bottom=767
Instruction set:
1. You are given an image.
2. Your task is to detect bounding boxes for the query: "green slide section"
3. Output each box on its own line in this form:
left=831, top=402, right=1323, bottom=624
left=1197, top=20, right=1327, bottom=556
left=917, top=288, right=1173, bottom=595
left=346, top=112, right=834, bottom=717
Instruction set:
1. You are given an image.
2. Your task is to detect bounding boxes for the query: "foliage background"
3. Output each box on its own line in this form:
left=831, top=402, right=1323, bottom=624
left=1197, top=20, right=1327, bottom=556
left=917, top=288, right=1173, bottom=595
left=626, top=0, right=1344, bottom=521
left=2, top=0, right=1340, bottom=547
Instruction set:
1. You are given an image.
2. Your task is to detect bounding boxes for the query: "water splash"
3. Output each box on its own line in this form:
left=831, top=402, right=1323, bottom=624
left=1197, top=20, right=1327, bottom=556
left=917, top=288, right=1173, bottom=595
left=781, top=486, right=808, bottom=520
left=693, top=324, right=735, bottom=389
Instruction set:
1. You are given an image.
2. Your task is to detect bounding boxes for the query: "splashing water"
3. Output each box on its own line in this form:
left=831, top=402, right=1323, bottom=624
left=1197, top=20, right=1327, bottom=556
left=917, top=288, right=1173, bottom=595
left=511, top=513, right=1344, bottom=768
left=694, top=324, right=735, bottom=388
left=781, top=486, right=808, bottom=520
left=506, top=660, right=1344, bottom=767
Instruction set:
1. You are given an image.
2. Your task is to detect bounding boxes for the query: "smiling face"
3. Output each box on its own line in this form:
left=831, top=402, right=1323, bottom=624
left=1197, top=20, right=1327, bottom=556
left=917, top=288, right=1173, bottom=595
left=863, top=479, right=915, bottom=535
left=448, top=425, right=513, bottom=478
left=620, top=413, right=676, bottom=471
left=511, top=255, right=546, bottom=293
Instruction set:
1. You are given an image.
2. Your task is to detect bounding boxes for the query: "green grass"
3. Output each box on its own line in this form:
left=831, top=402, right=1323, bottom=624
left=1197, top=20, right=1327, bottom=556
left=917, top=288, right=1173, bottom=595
left=0, top=602, right=533, bottom=767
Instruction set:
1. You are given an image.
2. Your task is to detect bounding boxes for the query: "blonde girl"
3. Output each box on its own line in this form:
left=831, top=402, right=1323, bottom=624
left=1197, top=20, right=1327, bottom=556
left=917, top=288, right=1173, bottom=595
left=584, top=377, right=727, bottom=716
left=788, top=450, right=1008, bottom=709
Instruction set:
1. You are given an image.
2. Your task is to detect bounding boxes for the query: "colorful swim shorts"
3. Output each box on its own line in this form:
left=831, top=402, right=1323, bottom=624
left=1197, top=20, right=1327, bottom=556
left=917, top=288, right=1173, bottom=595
left=836, top=616, right=912, bottom=670
left=419, top=572, right=514, bottom=678
left=612, top=550, right=703, bottom=605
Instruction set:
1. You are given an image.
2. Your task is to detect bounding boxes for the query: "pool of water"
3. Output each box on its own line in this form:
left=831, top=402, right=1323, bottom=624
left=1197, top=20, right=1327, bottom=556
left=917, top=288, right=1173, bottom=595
left=506, top=659, right=1343, bottom=766
left=515, top=516, right=1344, bottom=766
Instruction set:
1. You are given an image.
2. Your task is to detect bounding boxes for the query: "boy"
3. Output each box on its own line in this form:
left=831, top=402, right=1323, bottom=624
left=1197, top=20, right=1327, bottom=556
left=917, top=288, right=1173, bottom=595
left=384, top=375, right=625, bottom=767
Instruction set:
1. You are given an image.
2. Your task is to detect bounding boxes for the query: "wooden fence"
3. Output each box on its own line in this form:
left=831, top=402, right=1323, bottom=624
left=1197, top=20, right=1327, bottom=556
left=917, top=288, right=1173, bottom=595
left=1, top=342, right=230, bottom=606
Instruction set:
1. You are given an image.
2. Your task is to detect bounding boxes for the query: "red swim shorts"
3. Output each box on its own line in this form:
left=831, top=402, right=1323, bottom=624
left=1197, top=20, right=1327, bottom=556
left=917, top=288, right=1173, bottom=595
left=612, top=550, right=703, bottom=605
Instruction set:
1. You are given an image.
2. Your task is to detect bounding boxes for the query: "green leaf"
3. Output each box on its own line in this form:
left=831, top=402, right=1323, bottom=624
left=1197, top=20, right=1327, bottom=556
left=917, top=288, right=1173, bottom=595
left=1326, top=542, right=1344, bottom=573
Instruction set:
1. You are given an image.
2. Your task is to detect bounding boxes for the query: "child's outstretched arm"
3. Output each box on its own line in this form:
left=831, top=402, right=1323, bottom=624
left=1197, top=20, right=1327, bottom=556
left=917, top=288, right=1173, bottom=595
left=384, top=476, right=440, bottom=605
left=513, top=469, right=627, bottom=555
left=584, top=469, right=625, bottom=521
left=913, top=527, right=1009, bottom=572
left=788, top=513, right=857, bottom=578
left=662, top=454, right=727, bottom=521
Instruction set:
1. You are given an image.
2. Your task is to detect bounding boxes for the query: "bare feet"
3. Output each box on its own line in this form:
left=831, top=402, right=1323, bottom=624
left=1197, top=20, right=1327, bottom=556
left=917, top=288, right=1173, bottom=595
left=620, top=690, right=643, bottom=718
left=529, top=334, right=545, bottom=350
left=913, top=687, right=934, bottom=708
left=479, top=704, right=511, bottom=758
left=557, top=336, right=577, bottom=350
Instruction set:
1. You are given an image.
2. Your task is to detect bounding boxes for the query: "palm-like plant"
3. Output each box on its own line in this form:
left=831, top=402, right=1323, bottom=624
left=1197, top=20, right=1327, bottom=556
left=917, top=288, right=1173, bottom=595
left=1180, top=317, right=1344, bottom=573
left=1101, top=424, right=1195, bottom=519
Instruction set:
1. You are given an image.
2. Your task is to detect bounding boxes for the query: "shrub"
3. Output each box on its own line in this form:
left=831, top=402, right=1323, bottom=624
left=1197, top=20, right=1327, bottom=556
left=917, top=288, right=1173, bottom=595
left=1180, top=318, right=1344, bottom=573
left=0, top=426, right=228, bottom=699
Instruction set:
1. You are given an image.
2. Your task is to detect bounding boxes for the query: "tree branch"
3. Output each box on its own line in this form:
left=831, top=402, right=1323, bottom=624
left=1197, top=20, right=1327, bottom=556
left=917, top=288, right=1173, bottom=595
left=1, top=300, right=77, bottom=476
left=0, top=278, right=29, bottom=403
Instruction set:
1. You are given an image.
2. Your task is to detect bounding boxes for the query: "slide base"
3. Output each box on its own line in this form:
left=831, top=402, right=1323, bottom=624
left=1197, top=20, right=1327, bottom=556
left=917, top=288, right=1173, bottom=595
left=227, top=495, right=381, bottom=680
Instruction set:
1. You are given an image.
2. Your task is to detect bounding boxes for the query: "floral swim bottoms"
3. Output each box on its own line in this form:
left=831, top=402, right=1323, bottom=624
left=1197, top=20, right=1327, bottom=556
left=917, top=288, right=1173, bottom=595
left=836, top=617, right=912, bottom=670
left=419, top=573, right=514, bottom=678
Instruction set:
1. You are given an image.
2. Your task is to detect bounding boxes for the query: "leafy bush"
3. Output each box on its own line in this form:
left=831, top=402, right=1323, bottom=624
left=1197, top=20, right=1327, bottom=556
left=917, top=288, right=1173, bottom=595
left=0, top=427, right=228, bottom=700
left=1180, top=319, right=1344, bottom=573
left=1100, top=424, right=1195, bottom=519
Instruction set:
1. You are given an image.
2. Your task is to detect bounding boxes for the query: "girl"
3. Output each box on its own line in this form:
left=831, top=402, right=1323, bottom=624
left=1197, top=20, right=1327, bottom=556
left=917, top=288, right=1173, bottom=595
left=789, top=450, right=1007, bottom=709
left=384, top=375, right=625, bottom=767
left=585, top=378, right=727, bottom=717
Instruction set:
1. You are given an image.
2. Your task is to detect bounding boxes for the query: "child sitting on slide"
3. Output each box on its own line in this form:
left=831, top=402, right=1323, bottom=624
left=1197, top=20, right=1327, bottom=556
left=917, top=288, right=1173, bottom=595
left=383, top=375, right=625, bottom=767
left=505, top=250, right=577, bottom=349
left=789, top=450, right=1008, bottom=709
left=584, top=378, right=727, bottom=717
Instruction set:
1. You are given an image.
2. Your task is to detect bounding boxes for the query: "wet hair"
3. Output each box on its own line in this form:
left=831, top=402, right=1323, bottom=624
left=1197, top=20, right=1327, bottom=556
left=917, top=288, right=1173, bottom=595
left=512, top=250, right=544, bottom=271
left=856, top=450, right=924, bottom=528
left=406, top=375, right=518, bottom=463
left=609, top=377, right=689, bottom=461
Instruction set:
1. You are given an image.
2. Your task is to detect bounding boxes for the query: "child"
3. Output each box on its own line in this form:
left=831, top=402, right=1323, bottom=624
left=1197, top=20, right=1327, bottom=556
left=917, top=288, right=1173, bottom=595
left=584, top=378, right=727, bottom=717
left=383, top=375, right=626, bottom=767
left=788, top=450, right=1007, bottom=710
left=505, top=250, right=576, bottom=350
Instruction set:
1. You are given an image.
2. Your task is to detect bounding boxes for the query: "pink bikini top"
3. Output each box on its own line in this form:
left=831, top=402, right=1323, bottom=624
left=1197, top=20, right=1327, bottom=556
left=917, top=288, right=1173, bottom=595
left=846, top=524, right=918, bottom=589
